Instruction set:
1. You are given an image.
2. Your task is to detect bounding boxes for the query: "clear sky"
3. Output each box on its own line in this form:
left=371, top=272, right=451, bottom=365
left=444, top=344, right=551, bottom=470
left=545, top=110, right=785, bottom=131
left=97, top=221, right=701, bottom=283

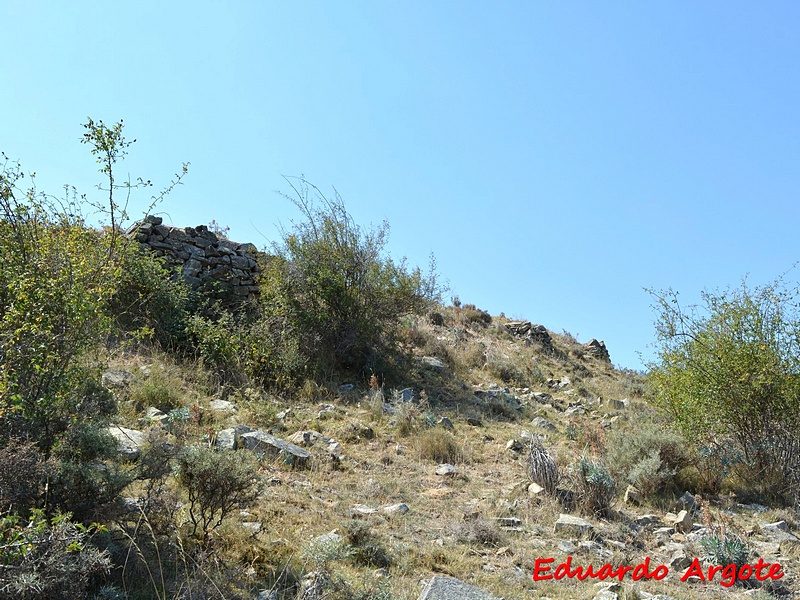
left=3, top=2, right=800, bottom=370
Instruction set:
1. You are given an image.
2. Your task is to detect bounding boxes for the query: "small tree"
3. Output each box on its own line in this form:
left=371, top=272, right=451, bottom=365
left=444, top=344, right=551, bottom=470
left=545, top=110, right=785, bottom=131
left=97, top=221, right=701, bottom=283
left=264, top=177, right=441, bottom=378
left=176, top=446, right=261, bottom=543
left=648, top=278, right=800, bottom=505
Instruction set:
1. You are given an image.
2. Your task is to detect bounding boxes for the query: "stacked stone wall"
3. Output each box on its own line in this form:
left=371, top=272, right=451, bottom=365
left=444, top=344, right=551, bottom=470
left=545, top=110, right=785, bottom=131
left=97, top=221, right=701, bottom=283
left=131, top=215, right=261, bottom=300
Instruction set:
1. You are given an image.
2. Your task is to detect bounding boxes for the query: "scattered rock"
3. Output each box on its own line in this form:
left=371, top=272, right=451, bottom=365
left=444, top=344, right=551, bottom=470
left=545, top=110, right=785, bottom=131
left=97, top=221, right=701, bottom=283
left=607, top=398, right=629, bottom=410
left=215, top=428, right=237, bottom=451
left=383, top=503, right=409, bottom=516
left=547, top=376, right=571, bottom=390
left=528, top=482, right=545, bottom=498
left=584, top=339, right=610, bottom=362
left=106, top=425, right=147, bottom=460
left=397, top=388, right=414, bottom=401
left=668, top=546, right=692, bottom=570
left=531, top=392, right=553, bottom=404
left=531, top=417, right=556, bottom=431
left=495, top=517, right=522, bottom=529
left=554, top=514, right=594, bottom=536
left=506, top=439, right=524, bottom=452
left=338, top=384, right=355, bottom=394
left=242, top=521, right=262, bottom=534
left=288, top=430, right=324, bottom=447
left=421, top=356, right=446, bottom=373
left=239, top=430, right=310, bottom=466
left=313, top=530, right=342, bottom=546
left=624, top=485, right=642, bottom=505
left=350, top=504, right=378, bottom=516
left=673, top=510, right=693, bottom=533
left=760, top=521, right=800, bottom=544
left=103, top=370, right=136, bottom=389
left=418, top=575, right=500, bottom=600
left=435, top=463, right=458, bottom=477
left=209, top=399, right=236, bottom=412
left=144, top=407, right=169, bottom=426
left=677, top=491, right=698, bottom=512
left=504, top=321, right=554, bottom=353
left=438, top=417, right=454, bottom=430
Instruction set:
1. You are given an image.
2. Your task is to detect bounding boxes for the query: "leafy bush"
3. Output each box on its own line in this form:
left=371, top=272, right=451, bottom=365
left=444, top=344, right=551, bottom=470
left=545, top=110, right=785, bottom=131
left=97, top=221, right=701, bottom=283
left=0, top=120, right=186, bottom=451
left=0, top=160, right=118, bottom=449
left=262, top=178, right=441, bottom=378
left=700, top=533, right=750, bottom=569
left=571, top=456, right=616, bottom=516
left=605, top=422, right=687, bottom=497
left=176, top=446, right=261, bottom=542
left=0, top=509, right=111, bottom=600
left=648, top=278, right=800, bottom=506
left=108, top=242, right=191, bottom=349
left=48, top=422, right=134, bottom=522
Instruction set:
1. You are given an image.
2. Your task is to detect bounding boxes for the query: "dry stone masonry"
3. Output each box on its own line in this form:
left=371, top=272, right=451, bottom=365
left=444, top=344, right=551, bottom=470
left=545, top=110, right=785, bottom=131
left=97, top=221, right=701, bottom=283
left=131, top=215, right=261, bottom=301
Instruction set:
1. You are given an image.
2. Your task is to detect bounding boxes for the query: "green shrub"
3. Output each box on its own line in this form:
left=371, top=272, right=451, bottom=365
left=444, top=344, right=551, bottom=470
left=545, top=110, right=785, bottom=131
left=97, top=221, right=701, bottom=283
left=0, top=120, right=186, bottom=452
left=108, top=243, right=190, bottom=349
left=571, top=456, right=616, bottom=517
left=649, top=279, right=800, bottom=506
left=48, top=422, right=134, bottom=522
left=176, top=446, right=261, bottom=542
left=0, top=509, right=111, bottom=600
left=0, top=168, right=117, bottom=449
left=605, top=422, right=687, bottom=497
left=262, top=178, right=441, bottom=378
left=700, top=533, right=750, bottom=570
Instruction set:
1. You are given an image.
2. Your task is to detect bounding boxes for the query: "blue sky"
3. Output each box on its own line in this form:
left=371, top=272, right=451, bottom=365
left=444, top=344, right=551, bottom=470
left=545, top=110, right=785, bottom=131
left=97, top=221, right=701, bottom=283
left=3, top=2, right=800, bottom=370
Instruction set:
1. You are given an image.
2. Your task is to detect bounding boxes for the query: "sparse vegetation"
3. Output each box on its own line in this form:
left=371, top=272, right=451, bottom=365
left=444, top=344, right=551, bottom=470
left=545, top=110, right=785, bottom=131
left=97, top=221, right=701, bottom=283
left=176, top=445, right=261, bottom=543
left=649, top=278, right=800, bottom=506
left=2, top=122, right=799, bottom=599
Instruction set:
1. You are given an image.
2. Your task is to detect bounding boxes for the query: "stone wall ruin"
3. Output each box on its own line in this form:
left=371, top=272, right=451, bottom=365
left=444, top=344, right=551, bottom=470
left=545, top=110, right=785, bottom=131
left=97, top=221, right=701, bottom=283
left=130, top=215, right=261, bottom=301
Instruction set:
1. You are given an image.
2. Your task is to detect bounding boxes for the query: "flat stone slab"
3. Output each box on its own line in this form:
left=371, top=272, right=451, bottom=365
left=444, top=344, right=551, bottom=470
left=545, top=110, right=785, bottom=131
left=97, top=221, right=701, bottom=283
left=435, top=463, right=458, bottom=476
left=103, top=370, right=136, bottom=388
left=209, top=399, right=237, bottom=412
left=239, top=430, right=310, bottom=465
left=419, top=575, right=500, bottom=600
left=421, top=356, right=446, bottom=372
left=554, top=513, right=594, bottom=536
left=106, top=425, right=147, bottom=459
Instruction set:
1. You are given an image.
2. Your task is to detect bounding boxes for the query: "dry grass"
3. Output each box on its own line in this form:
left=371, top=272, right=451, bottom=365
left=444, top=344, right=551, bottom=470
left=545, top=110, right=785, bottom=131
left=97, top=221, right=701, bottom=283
left=88, top=305, right=800, bottom=600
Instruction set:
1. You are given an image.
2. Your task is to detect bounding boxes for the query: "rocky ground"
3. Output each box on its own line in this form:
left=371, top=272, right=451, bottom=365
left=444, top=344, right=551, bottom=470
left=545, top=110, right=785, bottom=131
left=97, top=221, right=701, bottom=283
left=102, top=310, right=800, bottom=600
